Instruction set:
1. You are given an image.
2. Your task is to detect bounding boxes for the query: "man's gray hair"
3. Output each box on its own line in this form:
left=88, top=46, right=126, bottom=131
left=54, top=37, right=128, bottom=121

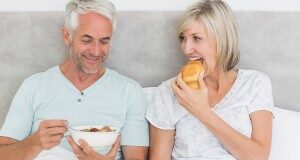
left=65, top=0, right=116, bottom=32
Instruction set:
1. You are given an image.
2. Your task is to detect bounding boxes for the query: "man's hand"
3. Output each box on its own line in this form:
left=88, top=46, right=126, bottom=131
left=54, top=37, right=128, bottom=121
left=32, top=119, right=68, bottom=150
left=67, top=135, right=121, bottom=160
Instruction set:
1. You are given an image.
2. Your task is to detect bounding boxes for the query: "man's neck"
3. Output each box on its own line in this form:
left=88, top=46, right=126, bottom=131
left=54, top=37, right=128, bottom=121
left=59, top=60, right=105, bottom=91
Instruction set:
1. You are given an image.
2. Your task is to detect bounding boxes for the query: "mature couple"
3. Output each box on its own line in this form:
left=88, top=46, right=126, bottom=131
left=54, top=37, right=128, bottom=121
left=0, top=0, right=274, bottom=160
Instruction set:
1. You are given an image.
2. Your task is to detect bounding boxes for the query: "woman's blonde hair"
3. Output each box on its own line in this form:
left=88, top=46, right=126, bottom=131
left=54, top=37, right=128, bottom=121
left=65, top=0, right=116, bottom=32
left=178, top=0, right=240, bottom=71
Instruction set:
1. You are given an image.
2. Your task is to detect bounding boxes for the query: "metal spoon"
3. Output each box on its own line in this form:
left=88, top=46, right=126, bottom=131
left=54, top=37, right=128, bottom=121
left=68, top=126, right=80, bottom=132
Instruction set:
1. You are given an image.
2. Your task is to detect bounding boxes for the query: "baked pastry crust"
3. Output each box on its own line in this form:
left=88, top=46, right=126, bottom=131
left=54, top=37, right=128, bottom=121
left=181, top=60, right=203, bottom=89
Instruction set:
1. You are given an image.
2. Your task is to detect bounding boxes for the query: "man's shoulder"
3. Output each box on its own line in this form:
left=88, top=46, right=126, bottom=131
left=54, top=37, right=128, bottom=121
left=23, top=66, right=58, bottom=85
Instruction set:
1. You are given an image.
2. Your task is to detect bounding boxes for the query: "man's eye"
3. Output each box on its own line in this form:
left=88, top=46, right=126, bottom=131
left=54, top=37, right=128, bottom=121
left=81, top=38, right=91, bottom=43
left=100, top=40, right=110, bottom=45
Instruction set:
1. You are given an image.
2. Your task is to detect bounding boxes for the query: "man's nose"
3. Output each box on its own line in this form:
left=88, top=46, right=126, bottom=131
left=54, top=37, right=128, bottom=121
left=90, top=42, right=100, bottom=56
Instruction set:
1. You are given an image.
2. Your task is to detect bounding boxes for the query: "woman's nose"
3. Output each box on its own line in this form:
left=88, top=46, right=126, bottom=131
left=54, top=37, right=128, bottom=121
left=182, top=40, right=195, bottom=55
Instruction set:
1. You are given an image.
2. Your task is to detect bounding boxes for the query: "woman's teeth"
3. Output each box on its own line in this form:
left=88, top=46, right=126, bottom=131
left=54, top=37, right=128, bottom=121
left=190, top=57, right=199, bottom=60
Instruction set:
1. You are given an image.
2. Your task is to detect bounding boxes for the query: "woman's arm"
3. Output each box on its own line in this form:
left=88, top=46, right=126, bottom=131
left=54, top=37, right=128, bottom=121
left=198, top=109, right=273, bottom=160
left=149, top=124, right=175, bottom=160
left=122, top=146, right=148, bottom=160
left=172, top=73, right=273, bottom=160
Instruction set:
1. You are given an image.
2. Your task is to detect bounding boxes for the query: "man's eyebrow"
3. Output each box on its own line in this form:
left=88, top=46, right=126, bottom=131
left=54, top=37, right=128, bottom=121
left=81, top=34, right=93, bottom=38
left=100, top=37, right=111, bottom=41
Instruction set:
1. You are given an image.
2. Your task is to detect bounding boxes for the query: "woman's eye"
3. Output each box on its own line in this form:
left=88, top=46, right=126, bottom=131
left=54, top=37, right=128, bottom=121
left=179, top=35, right=186, bottom=42
left=193, top=36, right=201, bottom=41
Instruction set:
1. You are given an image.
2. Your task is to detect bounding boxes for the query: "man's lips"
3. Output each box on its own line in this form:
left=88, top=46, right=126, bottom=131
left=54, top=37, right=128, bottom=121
left=83, top=55, right=101, bottom=64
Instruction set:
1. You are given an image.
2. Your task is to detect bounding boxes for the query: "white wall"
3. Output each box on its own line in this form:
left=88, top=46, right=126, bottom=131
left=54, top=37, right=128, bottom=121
left=0, top=0, right=300, bottom=12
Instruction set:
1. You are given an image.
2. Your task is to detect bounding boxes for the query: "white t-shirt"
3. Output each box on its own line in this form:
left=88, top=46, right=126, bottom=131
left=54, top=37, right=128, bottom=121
left=146, top=69, right=274, bottom=160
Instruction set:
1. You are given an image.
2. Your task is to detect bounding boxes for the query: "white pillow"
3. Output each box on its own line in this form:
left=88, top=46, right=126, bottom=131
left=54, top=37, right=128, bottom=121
left=269, top=107, right=300, bottom=160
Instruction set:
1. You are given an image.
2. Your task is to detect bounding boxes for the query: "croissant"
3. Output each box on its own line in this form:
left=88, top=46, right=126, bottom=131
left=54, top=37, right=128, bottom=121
left=180, top=60, right=203, bottom=89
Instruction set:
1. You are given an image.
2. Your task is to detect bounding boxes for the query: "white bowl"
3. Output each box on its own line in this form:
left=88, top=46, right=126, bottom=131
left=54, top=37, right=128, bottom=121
left=69, top=125, right=119, bottom=148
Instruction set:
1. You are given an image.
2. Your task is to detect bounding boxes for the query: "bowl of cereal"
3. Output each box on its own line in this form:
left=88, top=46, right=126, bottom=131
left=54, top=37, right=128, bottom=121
left=69, top=125, right=119, bottom=148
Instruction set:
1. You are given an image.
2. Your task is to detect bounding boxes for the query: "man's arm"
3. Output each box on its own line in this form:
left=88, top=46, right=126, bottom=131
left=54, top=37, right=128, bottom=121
left=122, top=146, right=148, bottom=160
left=120, top=85, right=149, bottom=160
left=0, top=120, right=67, bottom=160
left=0, top=135, right=43, bottom=160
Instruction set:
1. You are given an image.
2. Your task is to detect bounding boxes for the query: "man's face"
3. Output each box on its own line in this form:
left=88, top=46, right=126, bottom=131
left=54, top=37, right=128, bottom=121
left=68, top=12, right=113, bottom=74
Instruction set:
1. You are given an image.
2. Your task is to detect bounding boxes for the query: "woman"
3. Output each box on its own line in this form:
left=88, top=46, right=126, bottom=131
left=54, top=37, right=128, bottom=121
left=146, top=0, right=274, bottom=159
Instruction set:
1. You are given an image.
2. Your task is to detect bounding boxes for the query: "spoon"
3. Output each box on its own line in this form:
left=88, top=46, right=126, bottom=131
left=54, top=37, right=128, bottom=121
left=68, top=126, right=80, bottom=132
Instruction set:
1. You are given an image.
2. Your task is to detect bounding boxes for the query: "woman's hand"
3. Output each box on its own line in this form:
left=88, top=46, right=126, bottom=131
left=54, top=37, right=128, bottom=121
left=172, top=71, right=210, bottom=118
left=67, top=135, right=121, bottom=160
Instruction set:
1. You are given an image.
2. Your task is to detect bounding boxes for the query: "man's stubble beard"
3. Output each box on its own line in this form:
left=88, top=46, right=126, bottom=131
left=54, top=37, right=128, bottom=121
left=69, top=46, right=107, bottom=74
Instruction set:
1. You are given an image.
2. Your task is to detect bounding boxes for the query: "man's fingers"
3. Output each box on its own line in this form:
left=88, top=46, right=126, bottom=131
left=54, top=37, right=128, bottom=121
left=67, top=136, right=83, bottom=156
left=107, top=135, right=121, bottom=156
left=49, top=134, right=64, bottom=143
left=47, top=127, right=68, bottom=135
left=40, top=120, right=68, bottom=128
left=79, top=139, right=94, bottom=155
left=45, top=141, right=61, bottom=150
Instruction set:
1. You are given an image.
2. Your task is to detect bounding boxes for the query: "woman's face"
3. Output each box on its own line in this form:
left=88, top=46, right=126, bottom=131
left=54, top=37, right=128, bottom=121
left=180, top=20, right=218, bottom=76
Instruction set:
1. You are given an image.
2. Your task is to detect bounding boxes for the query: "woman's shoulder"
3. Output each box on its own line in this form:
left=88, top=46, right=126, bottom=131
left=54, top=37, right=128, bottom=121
left=237, top=69, right=274, bottom=113
left=238, top=69, right=271, bottom=84
left=159, top=77, right=176, bottom=86
left=146, top=76, right=189, bottom=129
left=155, top=77, right=176, bottom=93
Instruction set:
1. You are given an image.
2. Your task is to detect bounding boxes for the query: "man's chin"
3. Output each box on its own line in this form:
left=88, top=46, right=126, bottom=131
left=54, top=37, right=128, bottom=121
left=82, top=68, right=100, bottom=74
left=81, top=65, right=104, bottom=74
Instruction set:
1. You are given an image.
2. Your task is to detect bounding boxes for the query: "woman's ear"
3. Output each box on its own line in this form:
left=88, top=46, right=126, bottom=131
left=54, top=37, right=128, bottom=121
left=62, top=27, right=72, bottom=45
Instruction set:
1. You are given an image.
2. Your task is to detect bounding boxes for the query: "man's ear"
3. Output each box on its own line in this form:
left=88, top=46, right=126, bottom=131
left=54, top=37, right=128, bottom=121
left=62, top=27, right=72, bottom=45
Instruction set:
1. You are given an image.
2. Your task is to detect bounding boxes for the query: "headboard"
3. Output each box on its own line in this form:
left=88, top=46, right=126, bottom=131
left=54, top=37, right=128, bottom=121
left=0, top=11, right=299, bottom=125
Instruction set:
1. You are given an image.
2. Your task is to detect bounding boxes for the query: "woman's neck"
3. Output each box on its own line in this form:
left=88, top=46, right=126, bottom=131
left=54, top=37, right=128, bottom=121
left=204, top=68, right=237, bottom=93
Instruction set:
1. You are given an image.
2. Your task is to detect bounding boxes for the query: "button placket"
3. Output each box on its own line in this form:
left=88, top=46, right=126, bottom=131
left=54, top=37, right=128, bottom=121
left=77, top=92, right=84, bottom=103
left=74, top=92, right=84, bottom=113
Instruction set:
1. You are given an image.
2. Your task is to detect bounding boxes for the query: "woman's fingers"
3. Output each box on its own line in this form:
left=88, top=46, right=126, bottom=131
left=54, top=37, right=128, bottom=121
left=172, top=81, right=184, bottom=99
left=198, top=71, right=206, bottom=89
left=176, top=73, right=190, bottom=91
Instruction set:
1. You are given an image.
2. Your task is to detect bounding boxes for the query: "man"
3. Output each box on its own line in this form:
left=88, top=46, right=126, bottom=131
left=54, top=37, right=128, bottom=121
left=0, top=0, right=149, bottom=159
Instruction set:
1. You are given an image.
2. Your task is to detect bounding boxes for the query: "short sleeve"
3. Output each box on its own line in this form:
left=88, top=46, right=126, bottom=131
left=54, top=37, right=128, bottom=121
left=0, top=79, right=34, bottom=140
left=248, top=74, right=274, bottom=114
left=120, top=84, right=149, bottom=146
left=145, top=79, right=178, bottom=130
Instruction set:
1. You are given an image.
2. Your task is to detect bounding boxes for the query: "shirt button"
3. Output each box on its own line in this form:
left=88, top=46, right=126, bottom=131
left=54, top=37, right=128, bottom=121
left=81, top=92, right=84, bottom=95
left=78, top=99, right=81, bottom=102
